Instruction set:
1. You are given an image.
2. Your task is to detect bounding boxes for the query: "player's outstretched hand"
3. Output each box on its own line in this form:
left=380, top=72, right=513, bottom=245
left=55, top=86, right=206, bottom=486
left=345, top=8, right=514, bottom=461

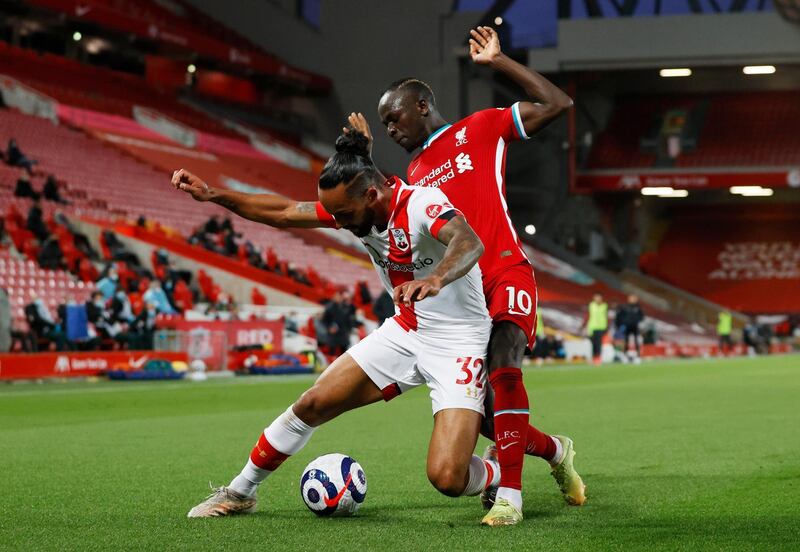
left=469, top=26, right=501, bottom=65
left=343, top=112, right=373, bottom=156
left=393, top=277, right=442, bottom=307
left=171, top=169, right=213, bottom=202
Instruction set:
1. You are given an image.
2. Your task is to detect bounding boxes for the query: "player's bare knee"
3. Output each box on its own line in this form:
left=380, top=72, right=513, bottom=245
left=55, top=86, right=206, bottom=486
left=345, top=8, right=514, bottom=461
left=488, top=322, right=528, bottom=371
left=293, top=387, right=327, bottom=426
left=427, top=463, right=467, bottom=497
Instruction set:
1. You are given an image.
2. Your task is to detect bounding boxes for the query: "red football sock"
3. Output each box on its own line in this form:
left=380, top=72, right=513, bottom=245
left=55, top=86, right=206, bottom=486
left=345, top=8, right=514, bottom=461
left=489, top=367, right=529, bottom=491
left=249, top=432, right=290, bottom=471
left=525, top=423, right=557, bottom=461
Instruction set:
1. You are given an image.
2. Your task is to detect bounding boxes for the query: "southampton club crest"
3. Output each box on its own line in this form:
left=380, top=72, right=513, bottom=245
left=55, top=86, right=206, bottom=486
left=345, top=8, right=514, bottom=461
left=391, top=228, right=410, bottom=252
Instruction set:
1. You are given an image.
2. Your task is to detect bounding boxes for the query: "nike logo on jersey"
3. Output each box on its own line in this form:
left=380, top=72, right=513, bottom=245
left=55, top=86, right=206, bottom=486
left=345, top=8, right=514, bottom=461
left=500, top=441, right=520, bottom=450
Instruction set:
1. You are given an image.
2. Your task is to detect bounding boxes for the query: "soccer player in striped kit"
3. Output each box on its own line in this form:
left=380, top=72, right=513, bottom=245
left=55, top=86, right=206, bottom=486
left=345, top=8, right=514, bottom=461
left=179, top=132, right=502, bottom=522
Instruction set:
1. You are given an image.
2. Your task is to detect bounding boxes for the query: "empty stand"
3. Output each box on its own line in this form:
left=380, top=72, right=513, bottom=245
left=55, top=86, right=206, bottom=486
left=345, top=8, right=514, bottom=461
left=587, top=92, right=800, bottom=169
left=0, top=108, right=382, bottom=297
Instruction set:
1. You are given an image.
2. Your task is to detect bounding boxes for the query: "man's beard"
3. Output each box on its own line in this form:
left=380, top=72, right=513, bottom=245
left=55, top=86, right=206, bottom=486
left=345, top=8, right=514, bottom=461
left=350, top=206, right=377, bottom=237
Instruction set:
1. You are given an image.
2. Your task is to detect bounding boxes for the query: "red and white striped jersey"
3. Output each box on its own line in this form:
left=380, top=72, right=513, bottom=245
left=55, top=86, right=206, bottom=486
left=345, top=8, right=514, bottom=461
left=406, top=103, right=531, bottom=280
left=355, top=177, right=489, bottom=336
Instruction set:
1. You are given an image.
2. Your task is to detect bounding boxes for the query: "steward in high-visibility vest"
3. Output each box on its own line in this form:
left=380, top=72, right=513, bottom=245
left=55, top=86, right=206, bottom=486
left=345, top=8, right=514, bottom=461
left=587, top=295, right=608, bottom=364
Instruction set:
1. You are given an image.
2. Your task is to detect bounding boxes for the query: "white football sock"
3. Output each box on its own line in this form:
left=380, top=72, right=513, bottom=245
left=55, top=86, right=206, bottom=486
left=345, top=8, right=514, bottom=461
left=463, top=454, right=500, bottom=496
left=496, top=487, right=523, bottom=510
left=549, top=436, right=564, bottom=466
left=228, top=406, right=316, bottom=497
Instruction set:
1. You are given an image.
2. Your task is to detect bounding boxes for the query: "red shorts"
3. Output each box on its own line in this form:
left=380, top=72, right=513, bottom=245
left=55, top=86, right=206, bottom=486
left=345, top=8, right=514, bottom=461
left=482, top=262, right=539, bottom=348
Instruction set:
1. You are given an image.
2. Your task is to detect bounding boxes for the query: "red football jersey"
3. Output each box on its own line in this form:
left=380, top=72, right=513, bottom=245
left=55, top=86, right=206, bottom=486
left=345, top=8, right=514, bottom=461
left=406, top=102, right=531, bottom=279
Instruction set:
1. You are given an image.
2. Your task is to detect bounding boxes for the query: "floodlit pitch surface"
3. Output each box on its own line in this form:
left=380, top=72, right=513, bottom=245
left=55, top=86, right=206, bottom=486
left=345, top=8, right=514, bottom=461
left=1, top=356, right=798, bottom=551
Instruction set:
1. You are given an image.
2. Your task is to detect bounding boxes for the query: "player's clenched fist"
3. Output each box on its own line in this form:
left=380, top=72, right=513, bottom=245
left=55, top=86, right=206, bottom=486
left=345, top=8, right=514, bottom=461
left=393, top=277, right=442, bottom=307
left=172, top=168, right=213, bottom=202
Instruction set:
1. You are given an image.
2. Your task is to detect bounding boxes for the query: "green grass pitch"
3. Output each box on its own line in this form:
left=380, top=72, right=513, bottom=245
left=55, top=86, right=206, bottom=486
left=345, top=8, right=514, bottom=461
left=1, top=355, right=798, bottom=551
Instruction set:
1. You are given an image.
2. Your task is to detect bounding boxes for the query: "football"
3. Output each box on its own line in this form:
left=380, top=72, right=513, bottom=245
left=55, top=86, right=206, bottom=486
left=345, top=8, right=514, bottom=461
left=300, top=454, right=367, bottom=516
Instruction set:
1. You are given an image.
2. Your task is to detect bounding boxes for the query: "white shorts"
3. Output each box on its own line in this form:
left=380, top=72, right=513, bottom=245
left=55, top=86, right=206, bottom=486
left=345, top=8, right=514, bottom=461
left=347, top=318, right=490, bottom=416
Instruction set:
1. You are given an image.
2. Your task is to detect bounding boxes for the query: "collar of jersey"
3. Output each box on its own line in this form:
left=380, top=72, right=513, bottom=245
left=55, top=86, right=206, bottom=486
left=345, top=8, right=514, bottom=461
left=422, top=124, right=452, bottom=149
left=387, top=177, right=408, bottom=224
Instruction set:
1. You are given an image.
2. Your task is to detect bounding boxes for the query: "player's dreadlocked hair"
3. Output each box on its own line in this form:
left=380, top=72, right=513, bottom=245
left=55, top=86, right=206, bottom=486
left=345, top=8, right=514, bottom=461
left=383, top=77, right=436, bottom=106
left=319, top=130, right=381, bottom=197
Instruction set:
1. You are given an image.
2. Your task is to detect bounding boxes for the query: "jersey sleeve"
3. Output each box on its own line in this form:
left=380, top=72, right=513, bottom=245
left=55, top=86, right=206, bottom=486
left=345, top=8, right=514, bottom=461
left=314, top=201, right=338, bottom=229
left=475, top=102, right=530, bottom=142
left=410, top=188, right=463, bottom=241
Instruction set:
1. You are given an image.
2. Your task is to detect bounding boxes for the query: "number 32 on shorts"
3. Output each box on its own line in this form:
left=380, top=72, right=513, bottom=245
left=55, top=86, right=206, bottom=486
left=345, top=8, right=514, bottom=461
left=455, top=357, right=484, bottom=387
left=505, top=286, right=533, bottom=316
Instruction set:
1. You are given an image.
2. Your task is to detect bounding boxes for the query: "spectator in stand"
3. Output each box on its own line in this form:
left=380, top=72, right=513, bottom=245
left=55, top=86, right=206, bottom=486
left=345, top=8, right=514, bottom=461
left=86, top=291, right=117, bottom=342
left=617, top=294, right=644, bottom=362
left=222, top=228, right=239, bottom=256
left=43, top=175, right=68, bottom=204
left=24, top=296, right=67, bottom=351
left=111, top=289, right=136, bottom=324
left=322, top=291, right=356, bottom=357
left=26, top=202, right=49, bottom=242
left=372, top=290, right=395, bottom=326
left=220, top=217, right=233, bottom=233
left=6, top=139, right=37, bottom=174
left=286, top=262, right=310, bottom=286
left=0, top=287, right=10, bottom=353
left=143, top=279, right=176, bottom=315
left=14, top=173, right=40, bottom=200
left=717, top=310, right=733, bottom=356
left=129, top=302, right=158, bottom=349
left=585, top=294, right=609, bottom=366
left=204, top=216, right=221, bottom=234
left=96, top=266, right=120, bottom=300
left=37, top=236, right=64, bottom=270
left=243, top=241, right=264, bottom=269
left=284, top=311, right=299, bottom=334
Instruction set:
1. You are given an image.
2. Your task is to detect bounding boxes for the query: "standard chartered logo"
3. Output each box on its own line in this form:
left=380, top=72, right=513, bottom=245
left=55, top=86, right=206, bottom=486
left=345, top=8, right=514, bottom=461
left=455, top=152, right=473, bottom=173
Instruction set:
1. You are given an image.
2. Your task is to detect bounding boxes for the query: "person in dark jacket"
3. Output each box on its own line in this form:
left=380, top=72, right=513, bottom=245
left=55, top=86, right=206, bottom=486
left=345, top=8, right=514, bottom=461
left=26, top=203, right=50, bottom=242
left=372, top=290, right=395, bottom=326
left=129, top=302, right=158, bottom=349
left=86, top=291, right=116, bottom=340
left=24, top=297, right=67, bottom=351
left=14, top=173, right=40, bottom=200
left=37, top=236, right=64, bottom=270
left=322, top=291, right=356, bottom=356
left=617, top=294, right=645, bottom=359
left=6, top=139, right=37, bottom=173
left=43, top=175, right=68, bottom=204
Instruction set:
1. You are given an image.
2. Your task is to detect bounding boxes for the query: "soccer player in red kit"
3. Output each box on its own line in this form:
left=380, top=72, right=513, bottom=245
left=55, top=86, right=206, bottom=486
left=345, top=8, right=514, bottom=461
left=358, top=26, right=586, bottom=524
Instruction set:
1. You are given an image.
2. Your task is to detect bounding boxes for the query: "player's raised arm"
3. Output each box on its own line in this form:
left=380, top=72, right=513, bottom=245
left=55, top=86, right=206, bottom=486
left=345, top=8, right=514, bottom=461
left=469, top=25, right=573, bottom=136
left=171, top=169, right=328, bottom=229
left=394, top=215, right=484, bottom=306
